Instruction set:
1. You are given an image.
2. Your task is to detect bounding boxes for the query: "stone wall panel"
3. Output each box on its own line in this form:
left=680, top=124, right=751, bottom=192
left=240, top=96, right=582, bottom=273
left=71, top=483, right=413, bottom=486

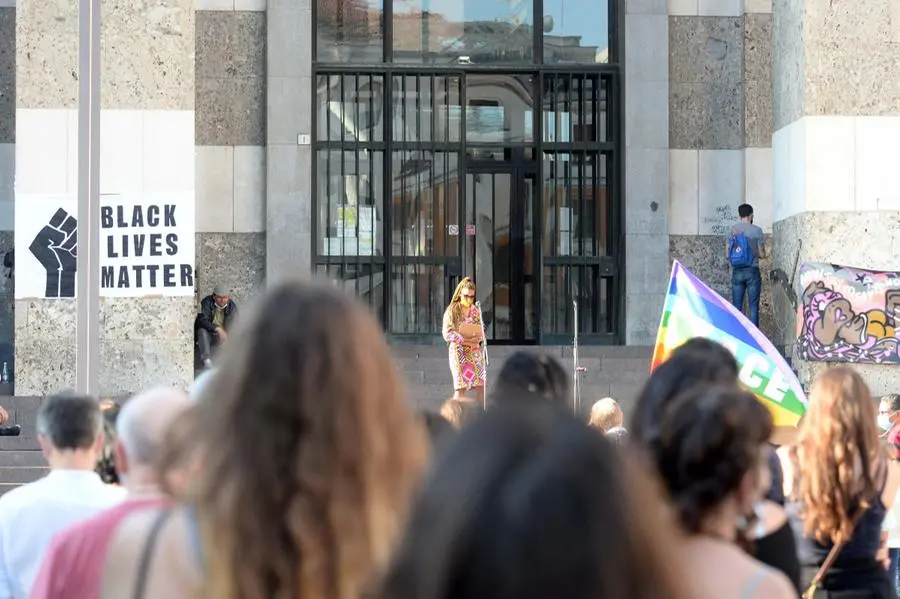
left=0, top=8, right=14, bottom=143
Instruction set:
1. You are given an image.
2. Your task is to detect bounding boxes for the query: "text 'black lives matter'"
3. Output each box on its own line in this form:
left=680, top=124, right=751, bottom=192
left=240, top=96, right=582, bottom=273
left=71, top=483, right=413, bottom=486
left=100, top=204, right=194, bottom=290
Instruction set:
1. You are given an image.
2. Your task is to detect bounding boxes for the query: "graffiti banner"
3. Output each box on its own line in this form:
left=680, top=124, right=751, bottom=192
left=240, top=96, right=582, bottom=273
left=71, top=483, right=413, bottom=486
left=797, top=263, right=900, bottom=364
left=653, top=261, right=807, bottom=426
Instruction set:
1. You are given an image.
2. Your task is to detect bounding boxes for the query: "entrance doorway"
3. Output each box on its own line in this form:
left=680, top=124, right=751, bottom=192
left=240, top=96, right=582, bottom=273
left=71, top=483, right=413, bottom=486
left=462, top=160, right=538, bottom=344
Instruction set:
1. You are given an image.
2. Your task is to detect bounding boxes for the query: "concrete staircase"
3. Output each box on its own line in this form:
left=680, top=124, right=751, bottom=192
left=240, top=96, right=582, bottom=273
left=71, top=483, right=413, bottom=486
left=0, top=346, right=655, bottom=492
left=395, top=344, right=653, bottom=418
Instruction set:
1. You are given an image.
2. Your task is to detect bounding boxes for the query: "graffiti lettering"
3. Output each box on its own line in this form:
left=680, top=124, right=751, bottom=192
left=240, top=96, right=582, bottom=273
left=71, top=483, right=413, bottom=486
left=701, top=204, right=737, bottom=236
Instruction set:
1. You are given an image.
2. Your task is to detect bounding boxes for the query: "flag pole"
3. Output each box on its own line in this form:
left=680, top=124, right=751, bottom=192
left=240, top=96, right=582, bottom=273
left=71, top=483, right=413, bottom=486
left=75, top=0, right=101, bottom=395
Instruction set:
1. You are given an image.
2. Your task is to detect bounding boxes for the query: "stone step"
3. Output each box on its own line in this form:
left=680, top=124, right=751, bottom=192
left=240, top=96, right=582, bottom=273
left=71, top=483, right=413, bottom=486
left=0, top=435, right=40, bottom=451
left=0, top=467, right=47, bottom=484
left=0, top=450, right=44, bottom=468
left=391, top=345, right=653, bottom=360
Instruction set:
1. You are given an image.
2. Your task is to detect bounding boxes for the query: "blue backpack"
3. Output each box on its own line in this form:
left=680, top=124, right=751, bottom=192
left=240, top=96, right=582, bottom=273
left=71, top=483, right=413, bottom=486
left=728, top=232, right=754, bottom=268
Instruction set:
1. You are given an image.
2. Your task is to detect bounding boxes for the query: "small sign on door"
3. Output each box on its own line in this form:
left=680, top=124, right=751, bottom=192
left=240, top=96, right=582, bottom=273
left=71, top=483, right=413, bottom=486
left=448, top=224, right=459, bottom=236
left=465, top=224, right=476, bottom=236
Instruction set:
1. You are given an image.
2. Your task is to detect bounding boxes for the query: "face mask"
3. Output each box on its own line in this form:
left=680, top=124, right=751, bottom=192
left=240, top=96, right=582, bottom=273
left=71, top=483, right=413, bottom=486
left=461, top=297, right=473, bottom=307
left=879, top=413, right=893, bottom=431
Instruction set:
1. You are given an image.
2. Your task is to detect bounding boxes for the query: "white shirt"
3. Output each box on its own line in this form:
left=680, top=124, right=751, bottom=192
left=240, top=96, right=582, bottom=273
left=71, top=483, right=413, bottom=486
left=883, top=486, right=900, bottom=548
left=0, top=469, right=126, bottom=599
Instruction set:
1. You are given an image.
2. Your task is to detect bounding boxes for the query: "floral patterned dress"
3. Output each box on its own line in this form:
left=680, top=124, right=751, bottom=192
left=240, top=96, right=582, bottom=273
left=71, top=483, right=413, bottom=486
left=442, top=305, right=487, bottom=390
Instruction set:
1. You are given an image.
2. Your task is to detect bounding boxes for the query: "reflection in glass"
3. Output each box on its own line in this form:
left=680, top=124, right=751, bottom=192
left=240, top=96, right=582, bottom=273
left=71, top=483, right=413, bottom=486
left=391, top=151, right=461, bottom=258
left=392, top=0, right=534, bottom=64
left=542, top=0, right=610, bottom=64
left=392, top=75, right=462, bottom=143
left=466, top=75, right=535, bottom=143
left=542, top=74, right=608, bottom=143
left=521, top=175, right=537, bottom=340
left=317, top=264, right=386, bottom=321
left=317, top=74, right=385, bottom=143
left=542, top=152, right=607, bottom=258
left=390, top=264, right=446, bottom=334
left=317, top=150, right=385, bottom=257
left=316, top=0, right=385, bottom=63
left=465, top=172, right=512, bottom=340
left=541, top=266, right=611, bottom=335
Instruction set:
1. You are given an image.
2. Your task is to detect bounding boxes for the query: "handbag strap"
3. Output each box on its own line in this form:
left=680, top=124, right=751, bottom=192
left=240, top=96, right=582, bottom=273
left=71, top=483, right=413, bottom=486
left=807, top=502, right=869, bottom=590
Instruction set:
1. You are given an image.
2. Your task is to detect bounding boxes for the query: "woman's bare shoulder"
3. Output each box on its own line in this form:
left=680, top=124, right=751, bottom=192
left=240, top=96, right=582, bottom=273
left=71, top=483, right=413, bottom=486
left=103, top=508, right=202, bottom=599
left=882, top=460, right=900, bottom=508
left=753, top=568, right=795, bottom=599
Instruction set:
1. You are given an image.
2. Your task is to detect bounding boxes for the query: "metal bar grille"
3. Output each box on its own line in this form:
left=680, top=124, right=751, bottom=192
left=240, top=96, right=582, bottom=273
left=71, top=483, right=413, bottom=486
left=312, top=59, right=622, bottom=343
left=539, top=72, right=616, bottom=338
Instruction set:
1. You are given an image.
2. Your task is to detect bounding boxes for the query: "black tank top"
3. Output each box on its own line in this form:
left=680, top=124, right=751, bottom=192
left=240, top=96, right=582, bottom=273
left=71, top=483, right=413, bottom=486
left=755, top=519, right=802, bottom=595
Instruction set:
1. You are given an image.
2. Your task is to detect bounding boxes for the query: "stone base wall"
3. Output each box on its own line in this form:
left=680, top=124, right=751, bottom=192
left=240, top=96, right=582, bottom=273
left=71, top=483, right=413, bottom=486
left=773, top=211, right=900, bottom=395
left=195, top=233, right=266, bottom=309
left=13, top=297, right=194, bottom=396
left=670, top=234, right=776, bottom=341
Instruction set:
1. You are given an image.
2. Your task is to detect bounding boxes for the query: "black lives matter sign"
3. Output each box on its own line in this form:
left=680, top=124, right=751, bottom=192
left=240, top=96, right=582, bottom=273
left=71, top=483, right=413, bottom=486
left=101, top=201, right=194, bottom=295
left=17, top=194, right=196, bottom=300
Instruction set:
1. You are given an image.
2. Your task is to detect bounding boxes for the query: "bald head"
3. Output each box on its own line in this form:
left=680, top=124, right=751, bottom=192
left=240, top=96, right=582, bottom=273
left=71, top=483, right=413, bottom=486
left=588, top=397, right=623, bottom=433
left=117, top=387, right=191, bottom=467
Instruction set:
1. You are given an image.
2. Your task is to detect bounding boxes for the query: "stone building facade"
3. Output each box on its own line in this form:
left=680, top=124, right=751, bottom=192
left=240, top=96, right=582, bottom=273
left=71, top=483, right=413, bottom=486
left=0, top=0, right=896, bottom=397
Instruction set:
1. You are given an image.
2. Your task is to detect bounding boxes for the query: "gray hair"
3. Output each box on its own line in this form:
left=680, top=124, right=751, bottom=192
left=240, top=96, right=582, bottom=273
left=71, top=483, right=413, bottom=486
left=116, top=387, right=190, bottom=466
left=36, top=392, right=103, bottom=451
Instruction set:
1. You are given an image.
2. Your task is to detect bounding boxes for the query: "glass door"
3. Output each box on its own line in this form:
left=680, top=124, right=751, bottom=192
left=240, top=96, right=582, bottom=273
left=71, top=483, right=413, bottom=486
left=463, top=166, right=537, bottom=344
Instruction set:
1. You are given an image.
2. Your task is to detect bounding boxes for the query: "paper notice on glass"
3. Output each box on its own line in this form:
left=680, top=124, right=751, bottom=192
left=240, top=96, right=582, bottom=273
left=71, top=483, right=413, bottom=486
left=358, top=206, right=375, bottom=233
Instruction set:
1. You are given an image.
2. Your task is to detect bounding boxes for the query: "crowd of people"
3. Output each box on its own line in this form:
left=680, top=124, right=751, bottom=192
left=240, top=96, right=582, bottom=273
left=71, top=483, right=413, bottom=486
left=0, top=280, right=898, bottom=598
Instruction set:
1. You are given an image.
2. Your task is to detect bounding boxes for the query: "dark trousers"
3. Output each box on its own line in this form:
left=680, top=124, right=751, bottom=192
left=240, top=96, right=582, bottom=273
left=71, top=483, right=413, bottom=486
left=890, top=548, right=900, bottom=595
left=732, top=265, right=762, bottom=327
left=197, top=329, right=220, bottom=362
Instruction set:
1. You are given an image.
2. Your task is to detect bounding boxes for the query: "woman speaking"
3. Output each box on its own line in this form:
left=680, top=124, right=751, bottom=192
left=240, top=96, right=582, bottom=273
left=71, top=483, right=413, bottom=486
left=442, top=277, right=487, bottom=406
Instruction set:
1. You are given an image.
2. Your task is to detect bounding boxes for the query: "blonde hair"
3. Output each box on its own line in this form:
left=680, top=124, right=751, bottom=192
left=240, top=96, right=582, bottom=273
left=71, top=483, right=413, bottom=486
left=797, top=367, right=882, bottom=545
left=589, top=397, right=623, bottom=433
left=444, top=277, right=475, bottom=330
left=439, top=398, right=483, bottom=430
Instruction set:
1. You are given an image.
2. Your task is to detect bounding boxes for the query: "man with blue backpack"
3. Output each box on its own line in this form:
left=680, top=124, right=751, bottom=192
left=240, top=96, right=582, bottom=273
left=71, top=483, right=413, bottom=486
left=727, top=203, right=766, bottom=327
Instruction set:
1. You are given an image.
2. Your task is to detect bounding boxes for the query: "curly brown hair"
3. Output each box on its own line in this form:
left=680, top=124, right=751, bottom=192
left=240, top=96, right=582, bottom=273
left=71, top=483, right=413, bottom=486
left=174, top=280, right=429, bottom=599
left=798, top=366, right=882, bottom=545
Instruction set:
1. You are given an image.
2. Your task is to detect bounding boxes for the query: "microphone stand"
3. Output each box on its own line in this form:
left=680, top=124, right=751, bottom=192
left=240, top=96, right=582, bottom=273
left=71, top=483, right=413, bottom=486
left=475, top=301, right=489, bottom=367
left=573, top=298, right=579, bottom=413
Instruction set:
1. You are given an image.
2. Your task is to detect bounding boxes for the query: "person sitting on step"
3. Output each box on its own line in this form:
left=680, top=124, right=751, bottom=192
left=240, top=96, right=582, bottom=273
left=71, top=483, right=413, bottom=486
left=194, top=285, right=238, bottom=369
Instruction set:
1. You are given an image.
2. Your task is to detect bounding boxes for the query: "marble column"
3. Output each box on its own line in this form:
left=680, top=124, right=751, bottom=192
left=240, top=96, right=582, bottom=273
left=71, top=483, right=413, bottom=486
left=14, top=0, right=195, bottom=395
left=0, top=3, right=15, bottom=370
left=772, top=0, right=900, bottom=393
left=623, top=0, right=670, bottom=345
left=265, top=0, right=311, bottom=284
left=194, top=2, right=268, bottom=307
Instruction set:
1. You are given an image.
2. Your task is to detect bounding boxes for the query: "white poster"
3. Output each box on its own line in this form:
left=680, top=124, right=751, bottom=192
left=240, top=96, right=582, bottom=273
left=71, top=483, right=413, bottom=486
left=15, top=193, right=195, bottom=299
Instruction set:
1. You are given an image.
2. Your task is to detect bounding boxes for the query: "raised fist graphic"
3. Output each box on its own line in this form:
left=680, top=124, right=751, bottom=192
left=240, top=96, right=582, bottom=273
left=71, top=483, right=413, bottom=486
left=29, top=208, right=77, bottom=298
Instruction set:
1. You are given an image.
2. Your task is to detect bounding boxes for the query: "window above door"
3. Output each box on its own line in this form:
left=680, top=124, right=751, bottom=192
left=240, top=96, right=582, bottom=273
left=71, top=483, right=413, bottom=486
left=314, top=0, right=616, bottom=65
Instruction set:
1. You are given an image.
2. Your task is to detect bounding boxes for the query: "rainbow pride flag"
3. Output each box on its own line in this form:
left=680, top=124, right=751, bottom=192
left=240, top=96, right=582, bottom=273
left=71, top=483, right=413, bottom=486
left=651, top=260, right=807, bottom=427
